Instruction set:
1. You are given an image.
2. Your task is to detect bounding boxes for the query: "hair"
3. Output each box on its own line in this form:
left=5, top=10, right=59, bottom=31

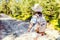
left=33, top=12, right=42, bottom=16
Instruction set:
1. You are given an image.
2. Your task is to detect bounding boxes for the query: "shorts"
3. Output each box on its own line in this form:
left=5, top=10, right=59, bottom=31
left=34, top=23, right=46, bottom=32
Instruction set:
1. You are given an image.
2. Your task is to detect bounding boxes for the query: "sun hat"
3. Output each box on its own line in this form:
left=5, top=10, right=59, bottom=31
left=31, top=4, right=43, bottom=12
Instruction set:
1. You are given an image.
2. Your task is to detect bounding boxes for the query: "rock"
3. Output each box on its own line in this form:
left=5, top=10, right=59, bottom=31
left=15, top=32, right=38, bottom=40
left=56, top=36, right=60, bottom=40
left=15, top=32, right=55, bottom=40
left=0, top=20, right=60, bottom=40
left=0, top=20, right=29, bottom=40
left=0, top=14, right=15, bottom=20
left=45, top=28, right=59, bottom=38
left=2, top=34, right=15, bottom=40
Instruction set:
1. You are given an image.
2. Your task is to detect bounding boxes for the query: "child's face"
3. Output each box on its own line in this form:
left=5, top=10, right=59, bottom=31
left=35, top=13, right=39, bottom=17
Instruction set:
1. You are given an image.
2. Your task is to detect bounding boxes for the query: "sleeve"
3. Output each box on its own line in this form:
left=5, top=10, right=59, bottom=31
left=41, top=16, right=47, bottom=27
left=30, top=17, right=37, bottom=24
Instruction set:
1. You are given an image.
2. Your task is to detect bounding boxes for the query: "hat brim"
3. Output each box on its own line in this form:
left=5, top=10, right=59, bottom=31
left=31, top=4, right=43, bottom=12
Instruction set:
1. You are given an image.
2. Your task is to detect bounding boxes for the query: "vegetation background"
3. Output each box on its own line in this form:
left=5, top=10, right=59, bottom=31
left=0, top=0, right=60, bottom=30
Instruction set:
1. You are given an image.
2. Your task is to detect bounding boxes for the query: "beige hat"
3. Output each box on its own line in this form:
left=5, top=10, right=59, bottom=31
left=31, top=4, right=43, bottom=12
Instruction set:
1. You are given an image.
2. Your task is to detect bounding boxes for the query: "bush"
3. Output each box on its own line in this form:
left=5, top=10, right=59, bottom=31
left=0, top=0, right=60, bottom=30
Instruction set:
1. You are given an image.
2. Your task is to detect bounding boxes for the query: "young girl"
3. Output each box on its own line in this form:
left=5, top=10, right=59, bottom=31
left=28, top=4, right=47, bottom=36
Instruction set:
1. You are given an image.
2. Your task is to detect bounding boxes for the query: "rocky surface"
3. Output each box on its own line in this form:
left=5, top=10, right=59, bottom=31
left=0, top=14, right=60, bottom=40
left=0, top=20, right=29, bottom=40
left=0, top=14, right=15, bottom=20
left=0, top=20, right=60, bottom=40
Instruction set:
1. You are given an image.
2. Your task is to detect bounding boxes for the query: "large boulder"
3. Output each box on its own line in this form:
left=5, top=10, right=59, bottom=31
left=15, top=32, right=54, bottom=40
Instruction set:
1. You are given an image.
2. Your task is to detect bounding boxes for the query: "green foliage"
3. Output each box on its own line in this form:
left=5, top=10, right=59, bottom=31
left=57, top=19, right=60, bottom=28
left=5, top=0, right=60, bottom=21
left=41, top=0, right=60, bottom=21
left=0, top=0, right=60, bottom=21
left=0, top=0, right=60, bottom=30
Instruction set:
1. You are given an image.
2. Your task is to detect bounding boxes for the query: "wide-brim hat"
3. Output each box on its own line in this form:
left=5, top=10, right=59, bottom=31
left=31, top=4, right=43, bottom=12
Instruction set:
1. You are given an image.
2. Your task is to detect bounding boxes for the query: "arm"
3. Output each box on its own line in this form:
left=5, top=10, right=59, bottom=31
left=41, top=17, right=47, bottom=28
left=28, top=22, right=33, bottom=32
left=28, top=15, right=37, bottom=32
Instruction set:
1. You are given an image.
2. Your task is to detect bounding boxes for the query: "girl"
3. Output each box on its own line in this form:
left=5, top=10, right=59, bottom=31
left=28, top=4, right=47, bottom=36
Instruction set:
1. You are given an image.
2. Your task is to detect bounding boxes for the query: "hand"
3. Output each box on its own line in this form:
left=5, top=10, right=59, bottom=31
left=28, top=29, right=31, bottom=32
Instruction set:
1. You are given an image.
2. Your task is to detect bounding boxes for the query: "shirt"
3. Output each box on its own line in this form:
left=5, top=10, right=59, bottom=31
left=30, top=15, right=46, bottom=27
left=30, top=15, right=46, bottom=32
